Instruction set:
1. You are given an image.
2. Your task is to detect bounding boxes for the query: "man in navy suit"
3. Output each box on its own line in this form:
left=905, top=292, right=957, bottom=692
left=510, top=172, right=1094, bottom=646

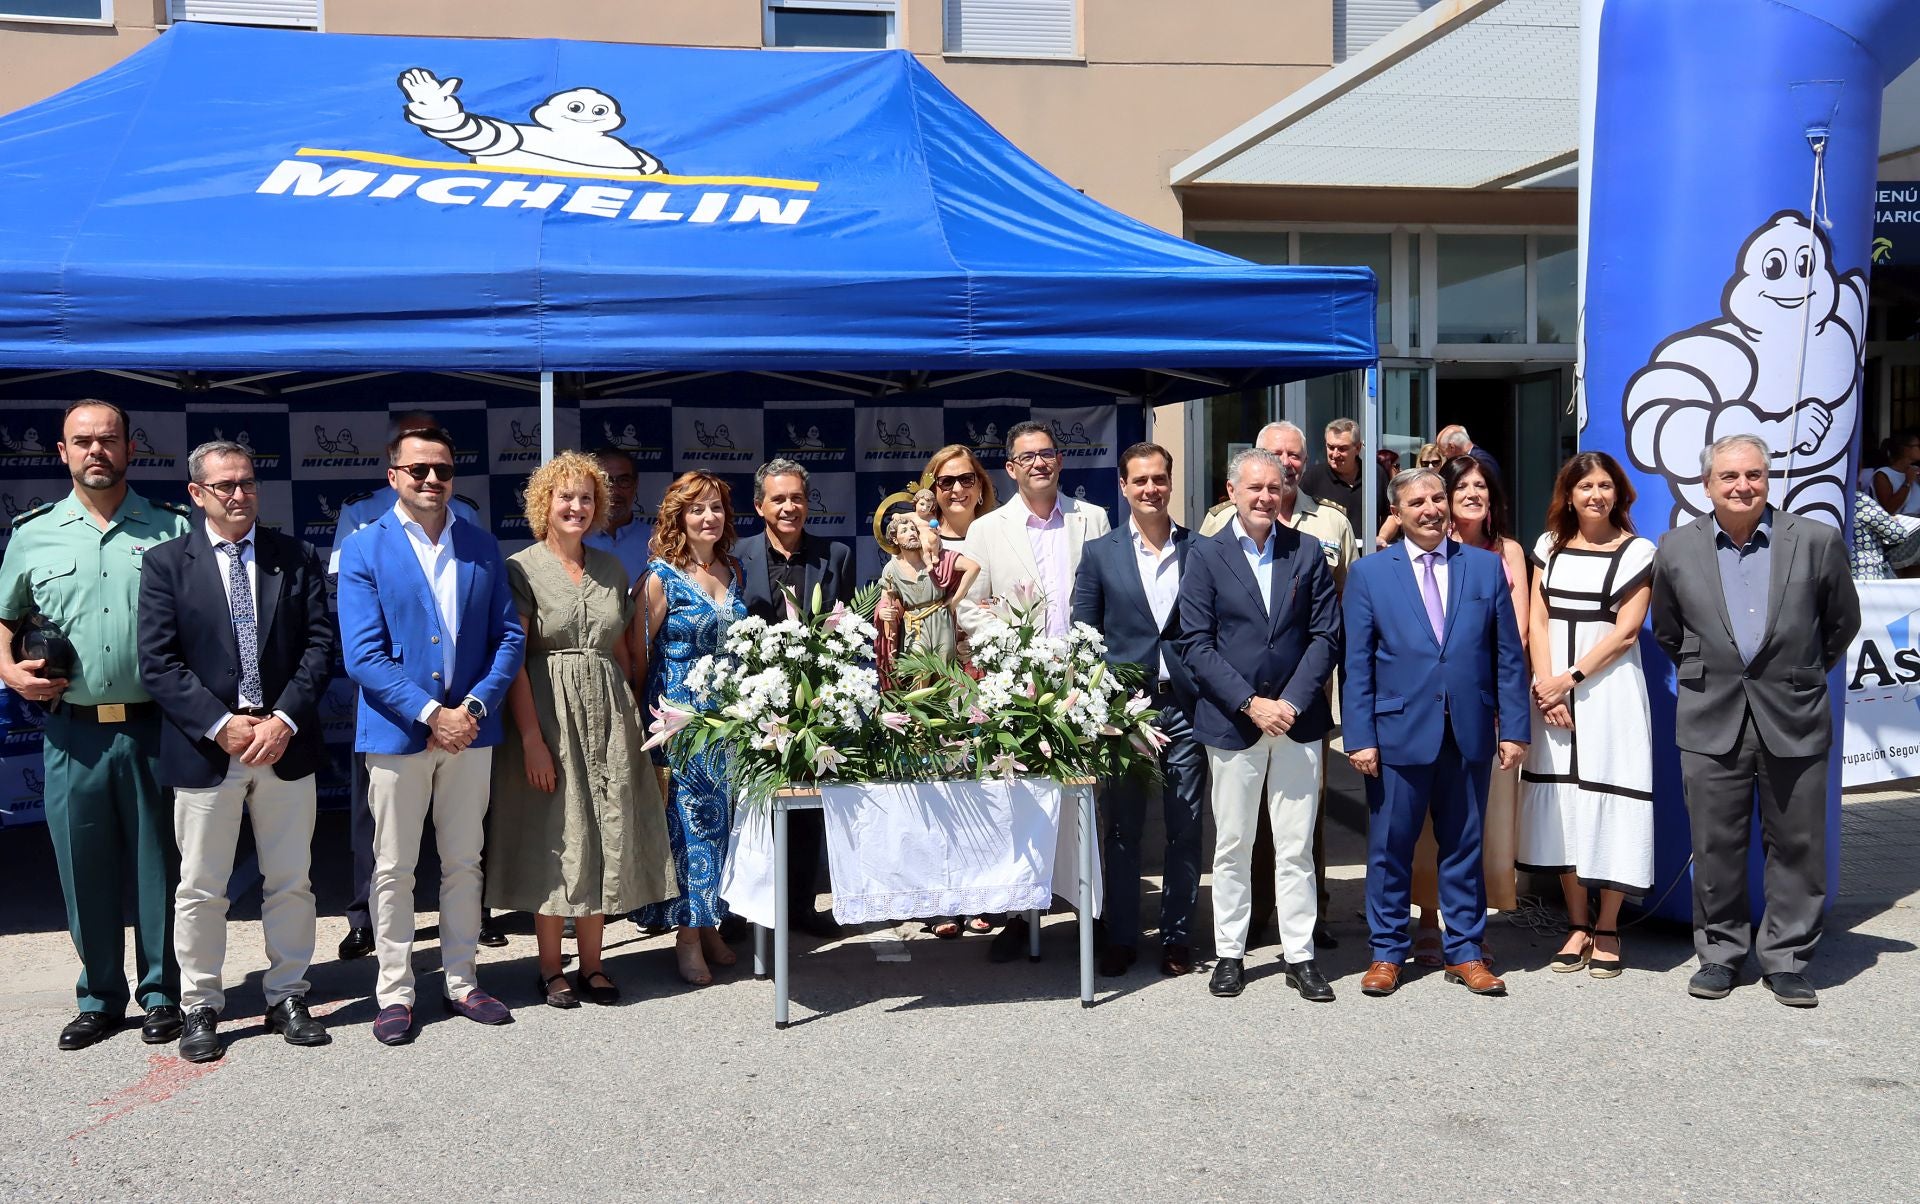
left=337, top=426, right=524, bottom=1045
left=734, top=457, right=853, bottom=937
left=1178, top=448, right=1341, bottom=1001
left=1071, top=442, right=1208, bottom=979
left=139, top=439, right=336, bottom=1063
left=1344, top=467, right=1528, bottom=998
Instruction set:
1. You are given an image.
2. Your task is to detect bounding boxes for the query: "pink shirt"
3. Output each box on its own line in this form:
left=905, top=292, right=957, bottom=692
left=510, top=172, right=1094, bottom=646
left=1025, top=501, right=1070, bottom=636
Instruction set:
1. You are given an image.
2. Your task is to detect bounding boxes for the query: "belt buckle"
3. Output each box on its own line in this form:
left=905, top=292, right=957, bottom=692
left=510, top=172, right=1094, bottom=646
left=95, top=703, right=127, bottom=723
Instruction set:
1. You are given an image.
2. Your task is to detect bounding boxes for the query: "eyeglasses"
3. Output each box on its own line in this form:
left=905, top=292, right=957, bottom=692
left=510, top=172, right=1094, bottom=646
left=395, top=463, right=454, bottom=482
left=606, top=474, right=638, bottom=488
left=198, top=479, right=260, bottom=498
left=934, top=472, right=979, bottom=491
left=1011, top=449, right=1063, bottom=466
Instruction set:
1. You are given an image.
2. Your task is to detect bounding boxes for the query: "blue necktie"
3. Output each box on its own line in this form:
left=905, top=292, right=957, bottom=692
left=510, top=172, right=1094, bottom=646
left=219, top=540, right=261, bottom=706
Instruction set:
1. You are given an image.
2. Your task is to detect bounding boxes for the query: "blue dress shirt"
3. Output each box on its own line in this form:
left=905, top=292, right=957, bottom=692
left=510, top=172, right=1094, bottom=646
left=1714, top=509, right=1772, bottom=664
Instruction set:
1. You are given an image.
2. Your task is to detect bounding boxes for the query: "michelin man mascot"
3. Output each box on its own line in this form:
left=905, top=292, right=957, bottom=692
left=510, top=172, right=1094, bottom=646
left=1623, top=211, right=1866, bottom=526
left=397, top=68, right=666, bottom=175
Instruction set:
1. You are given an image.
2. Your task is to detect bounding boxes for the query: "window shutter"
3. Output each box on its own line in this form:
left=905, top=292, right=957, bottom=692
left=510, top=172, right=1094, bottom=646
left=1334, top=0, right=1437, bottom=62
left=170, top=0, right=320, bottom=28
left=944, top=0, right=1077, bottom=58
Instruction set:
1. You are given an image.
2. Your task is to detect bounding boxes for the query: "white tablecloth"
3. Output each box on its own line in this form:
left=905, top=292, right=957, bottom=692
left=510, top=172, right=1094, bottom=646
left=719, top=778, right=1101, bottom=926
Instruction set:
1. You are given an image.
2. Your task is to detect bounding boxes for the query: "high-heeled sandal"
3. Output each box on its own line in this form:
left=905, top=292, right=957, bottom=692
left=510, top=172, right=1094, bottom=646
left=537, top=971, right=580, bottom=1008
left=675, top=937, right=713, bottom=986
left=1588, top=928, right=1624, bottom=978
left=573, top=968, right=621, bottom=1005
left=1550, top=923, right=1593, bottom=973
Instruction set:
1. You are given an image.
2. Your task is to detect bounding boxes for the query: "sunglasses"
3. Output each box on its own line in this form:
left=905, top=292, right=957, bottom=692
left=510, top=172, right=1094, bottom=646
left=1419, top=458, right=1443, bottom=468
left=934, top=472, right=979, bottom=491
left=395, top=462, right=454, bottom=482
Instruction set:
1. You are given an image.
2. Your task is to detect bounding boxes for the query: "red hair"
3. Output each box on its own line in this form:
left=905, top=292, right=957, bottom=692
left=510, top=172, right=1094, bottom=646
left=649, top=471, right=737, bottom=568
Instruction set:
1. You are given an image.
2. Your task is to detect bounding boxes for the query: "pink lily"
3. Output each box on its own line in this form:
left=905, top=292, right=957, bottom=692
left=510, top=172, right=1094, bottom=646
left=641, top=702, right=697, bottom=751
left=987, top=750, right=1029, bottom=779
left=879, top=711, right=912, bottom=734
left=820, top=601, right=849, bottom=633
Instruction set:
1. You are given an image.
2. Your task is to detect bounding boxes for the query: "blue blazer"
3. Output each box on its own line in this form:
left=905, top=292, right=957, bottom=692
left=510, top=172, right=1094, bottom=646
left=1070, top=523, right=1199, bottom=712
left=1176, top=522, right=1341, bottom=751
left=1341, top=539, right=1529, bottom=766
left=336, top=511, right=525, bottom=755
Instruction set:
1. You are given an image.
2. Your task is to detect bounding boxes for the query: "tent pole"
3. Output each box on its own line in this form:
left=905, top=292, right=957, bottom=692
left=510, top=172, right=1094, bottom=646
left=540, top=371, right=556, bottom=461
left=1361, top=365, right=1380, bottom=547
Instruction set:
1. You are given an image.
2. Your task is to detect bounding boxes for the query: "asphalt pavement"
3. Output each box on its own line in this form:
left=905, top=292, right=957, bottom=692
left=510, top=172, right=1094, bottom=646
left=0, top=806, right=1916, bottom=1202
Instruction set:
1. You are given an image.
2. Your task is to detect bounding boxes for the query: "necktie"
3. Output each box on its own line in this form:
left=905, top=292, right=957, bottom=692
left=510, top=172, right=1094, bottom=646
left=1419, top=550, right=1445, bottom=644
left=219, top=540, right=261, bottom=706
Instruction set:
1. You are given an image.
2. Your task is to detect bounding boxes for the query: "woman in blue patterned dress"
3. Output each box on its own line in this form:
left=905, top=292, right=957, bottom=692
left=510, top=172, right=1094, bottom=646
left=629, top=471, right=746, bottom=986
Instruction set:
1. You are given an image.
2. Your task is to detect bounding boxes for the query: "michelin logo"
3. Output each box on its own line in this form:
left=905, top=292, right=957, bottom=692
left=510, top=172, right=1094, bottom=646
left=1624, top=211, right=1865, bottom=527
left=683, top=420, right=752, bottom=463
left=258, top=69, right=812, bottom=227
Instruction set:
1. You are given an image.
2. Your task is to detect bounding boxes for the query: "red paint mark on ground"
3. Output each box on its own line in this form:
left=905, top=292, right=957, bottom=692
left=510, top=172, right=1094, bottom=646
left=67, top=1054, right=220, bottom=1145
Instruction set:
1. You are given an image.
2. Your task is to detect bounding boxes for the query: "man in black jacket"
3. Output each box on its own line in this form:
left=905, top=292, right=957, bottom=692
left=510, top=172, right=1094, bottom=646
left=139, top=439, right=336, bottom=1062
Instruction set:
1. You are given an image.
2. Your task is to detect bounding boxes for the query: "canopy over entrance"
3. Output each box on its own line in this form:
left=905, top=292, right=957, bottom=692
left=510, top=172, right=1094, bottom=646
left=0, top=23, right=1374, bottom=395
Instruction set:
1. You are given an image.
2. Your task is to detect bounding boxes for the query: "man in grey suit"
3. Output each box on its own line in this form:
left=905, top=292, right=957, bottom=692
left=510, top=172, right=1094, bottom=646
left=1651, top=433, right=1860, bottom=1008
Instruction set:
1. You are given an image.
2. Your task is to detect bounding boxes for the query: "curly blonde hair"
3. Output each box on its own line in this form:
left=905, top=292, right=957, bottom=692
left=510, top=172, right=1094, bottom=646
left=523, top=451, right=611, bottom=541
left=650, top=471, right=737, bottom=568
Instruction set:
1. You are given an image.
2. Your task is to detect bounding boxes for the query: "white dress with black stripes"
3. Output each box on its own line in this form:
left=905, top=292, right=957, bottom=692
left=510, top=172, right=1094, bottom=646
left=1517, top=533, right=1656, bottom=895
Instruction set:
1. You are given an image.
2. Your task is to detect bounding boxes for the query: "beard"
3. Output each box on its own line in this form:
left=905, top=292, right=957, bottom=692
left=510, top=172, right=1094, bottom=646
left=74, top=460, right=125, bottom=490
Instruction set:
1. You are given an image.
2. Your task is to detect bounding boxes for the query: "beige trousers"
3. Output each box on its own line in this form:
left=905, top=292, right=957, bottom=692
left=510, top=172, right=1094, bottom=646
left=1208, top=734, right=1323, bottom=962
left=173, top=759, right=317, bottom=1014
left=366, top=745, right=493, bottom=1008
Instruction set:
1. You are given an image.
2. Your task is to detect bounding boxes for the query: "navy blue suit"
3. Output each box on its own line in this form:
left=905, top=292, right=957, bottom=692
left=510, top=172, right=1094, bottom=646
left=1071, top=523, right=1208, bottom=950
left=1342, top=539, right=1529, bottom=964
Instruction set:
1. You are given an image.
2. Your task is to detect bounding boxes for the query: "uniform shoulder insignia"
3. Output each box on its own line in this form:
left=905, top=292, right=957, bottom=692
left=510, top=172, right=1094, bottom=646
left=156, top=500, right=193, bottom=517
left=342, top=489, right=375, bottom=506
left=1205, top=500, right=1233, bottom=517
left=9, top=500, right=55, bottom=529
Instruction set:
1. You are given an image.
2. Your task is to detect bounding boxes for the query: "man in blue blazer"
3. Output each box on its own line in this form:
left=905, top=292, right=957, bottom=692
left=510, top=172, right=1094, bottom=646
left=1071, top=442, right=1208, bottom=979
left=1178, top=448, right=1341, bottom=1001
left=336, top=427, right=524, bottom=1045
left=1344, top=467, right=1528, bottom=999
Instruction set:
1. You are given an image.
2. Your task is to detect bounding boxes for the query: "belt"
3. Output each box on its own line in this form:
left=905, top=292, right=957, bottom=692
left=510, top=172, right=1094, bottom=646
left=1153, top=680, right=1175, bottom=697
left=53, top=700, right=157, bottom=724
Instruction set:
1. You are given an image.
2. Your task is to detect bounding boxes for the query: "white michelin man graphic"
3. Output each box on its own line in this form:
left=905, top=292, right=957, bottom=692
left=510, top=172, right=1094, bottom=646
left=397, top=68, right=665, bottom=175
left=1623, top=211, right=1866, bottom=527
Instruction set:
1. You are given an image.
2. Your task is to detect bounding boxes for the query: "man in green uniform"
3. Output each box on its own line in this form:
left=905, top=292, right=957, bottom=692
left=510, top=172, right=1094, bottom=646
left=0, top=399, right=192, bottom=1050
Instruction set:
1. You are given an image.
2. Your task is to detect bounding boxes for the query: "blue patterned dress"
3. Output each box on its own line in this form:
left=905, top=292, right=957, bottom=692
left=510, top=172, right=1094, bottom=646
left=634, top=557, right=746, bottom=930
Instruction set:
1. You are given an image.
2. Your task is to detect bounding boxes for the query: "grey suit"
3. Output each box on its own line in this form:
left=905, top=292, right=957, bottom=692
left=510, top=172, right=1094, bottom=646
left=1650, top=507, right=1860, bottom=974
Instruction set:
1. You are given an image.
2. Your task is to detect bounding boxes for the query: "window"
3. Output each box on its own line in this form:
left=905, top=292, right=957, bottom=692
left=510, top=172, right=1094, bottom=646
left=944, top=0, right=1077, bottom=58
left=764, top=1, right=896, bottom=49
left=169, top=0, right=319, bottom=27
left=1437, top=234, right=1527, bottom=344
left=0, top=0, right=111, bottom=24
left=1534, top=234, right=1577, bottom=344
left=1334, top=0, right=1442, bottom=63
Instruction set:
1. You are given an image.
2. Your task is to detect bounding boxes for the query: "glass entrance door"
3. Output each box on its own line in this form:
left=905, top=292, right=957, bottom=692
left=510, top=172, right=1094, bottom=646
left=1511, top=368, right=1575, bottom=546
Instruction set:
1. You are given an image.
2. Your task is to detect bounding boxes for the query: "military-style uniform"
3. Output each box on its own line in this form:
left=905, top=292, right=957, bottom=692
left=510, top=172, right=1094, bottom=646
left=0, top=488, right=191, bottom=1016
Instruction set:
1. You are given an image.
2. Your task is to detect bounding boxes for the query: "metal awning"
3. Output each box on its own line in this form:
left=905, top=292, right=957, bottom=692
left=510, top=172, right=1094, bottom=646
left=1173, top=0, right=1920, bottom=193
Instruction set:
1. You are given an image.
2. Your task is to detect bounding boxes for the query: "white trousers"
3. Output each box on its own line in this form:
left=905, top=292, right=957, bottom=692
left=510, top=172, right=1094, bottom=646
left=173, top=759, right=317, bottom=1014
left=366, top=745, right=492, bottom=1008
left=1207, top=733, right=1322, bottom=962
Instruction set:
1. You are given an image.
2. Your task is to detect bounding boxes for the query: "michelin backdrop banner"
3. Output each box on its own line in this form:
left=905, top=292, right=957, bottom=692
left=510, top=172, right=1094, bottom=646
left=0, top=394, right=1140, bottom=826
left=1581, top=0, right=1920, bottom=916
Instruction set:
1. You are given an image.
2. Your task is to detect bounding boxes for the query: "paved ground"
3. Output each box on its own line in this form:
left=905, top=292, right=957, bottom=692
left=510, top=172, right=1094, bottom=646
left=0, top=788, right=1916, bottom=1202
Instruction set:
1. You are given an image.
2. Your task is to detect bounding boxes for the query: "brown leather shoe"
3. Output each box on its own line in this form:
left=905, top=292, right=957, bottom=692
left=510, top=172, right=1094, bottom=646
left=1360, top=961, right=1401, bottom=996
left=1159, top=943, right=1193, bottom=977
left=1444, top=959, right=1507, bottom=995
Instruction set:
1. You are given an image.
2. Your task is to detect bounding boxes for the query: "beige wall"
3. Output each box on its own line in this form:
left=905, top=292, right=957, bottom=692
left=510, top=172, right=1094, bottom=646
left=0, top=1, right=1331, bottom=233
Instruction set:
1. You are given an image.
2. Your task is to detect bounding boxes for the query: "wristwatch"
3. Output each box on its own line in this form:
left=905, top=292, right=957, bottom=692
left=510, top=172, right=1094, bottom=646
left=1569, top=669, right=1586, bottom=685
left=461, top=695, right=487, bottom=719
left=1239, top=698, right=1255, bottom=714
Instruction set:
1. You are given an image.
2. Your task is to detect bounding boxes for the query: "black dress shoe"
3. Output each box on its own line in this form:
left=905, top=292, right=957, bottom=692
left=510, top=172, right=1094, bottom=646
left=178, top=1008, right=222, bottom=1064
left=265, top=996, right=332, bottom=1046
left=476, top=915, right=508, bottom=948
left=141, top=1004, right=184, bottom=1044
left=337, top=925, right=375, bottom=961
left=1284, top=958, right=1336, bottom=1003
left=989, top=916, right=1031, bottom=963
left=1763, top=971, right=1819, bottom=1008
left=1313, top=924, right=1340, bottom=950
left=1208, top=957, right=1246, bottom=997
left=1688, top=963, right=1738, bottom=1000
left=57, top=1012, right=119, bottom=1052
left=1098, top=945, right=1136, bottom=978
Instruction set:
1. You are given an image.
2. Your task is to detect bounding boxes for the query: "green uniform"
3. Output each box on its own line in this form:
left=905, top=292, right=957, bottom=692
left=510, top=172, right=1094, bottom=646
left=0, top=488, right=191, bottom=1015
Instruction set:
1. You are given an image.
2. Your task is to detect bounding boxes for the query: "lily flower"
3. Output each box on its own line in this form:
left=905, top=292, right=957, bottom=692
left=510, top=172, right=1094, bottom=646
left=812, top=745, right=848, bottom=776
left=987, top=750, right=1028, bottom=779
left=878, top=711, right=912, bottom=733
left=641, top=702, right=697, bottom=751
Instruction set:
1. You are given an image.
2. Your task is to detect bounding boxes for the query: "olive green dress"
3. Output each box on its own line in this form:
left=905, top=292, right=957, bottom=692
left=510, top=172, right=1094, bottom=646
left=486, top=544, right=675, bottom=917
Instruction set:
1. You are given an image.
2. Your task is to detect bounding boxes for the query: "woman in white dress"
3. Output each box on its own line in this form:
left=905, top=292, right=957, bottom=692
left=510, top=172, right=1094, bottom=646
left=1518, top=451, right=1656, bottom=979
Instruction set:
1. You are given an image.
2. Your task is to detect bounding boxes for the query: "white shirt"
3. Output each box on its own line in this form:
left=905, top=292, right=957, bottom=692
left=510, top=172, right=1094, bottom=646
left=1024, top=499, right=1071, bottom=637
left=204, top=520, right=296, bottom=740
left=396, top=500, right=461, bottom=722
left=1405, top=537, right=1452, bottom=620
left=1232, top=515, right=1277, bottom=614
left=1129, top=517, right=1180, bottom=681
